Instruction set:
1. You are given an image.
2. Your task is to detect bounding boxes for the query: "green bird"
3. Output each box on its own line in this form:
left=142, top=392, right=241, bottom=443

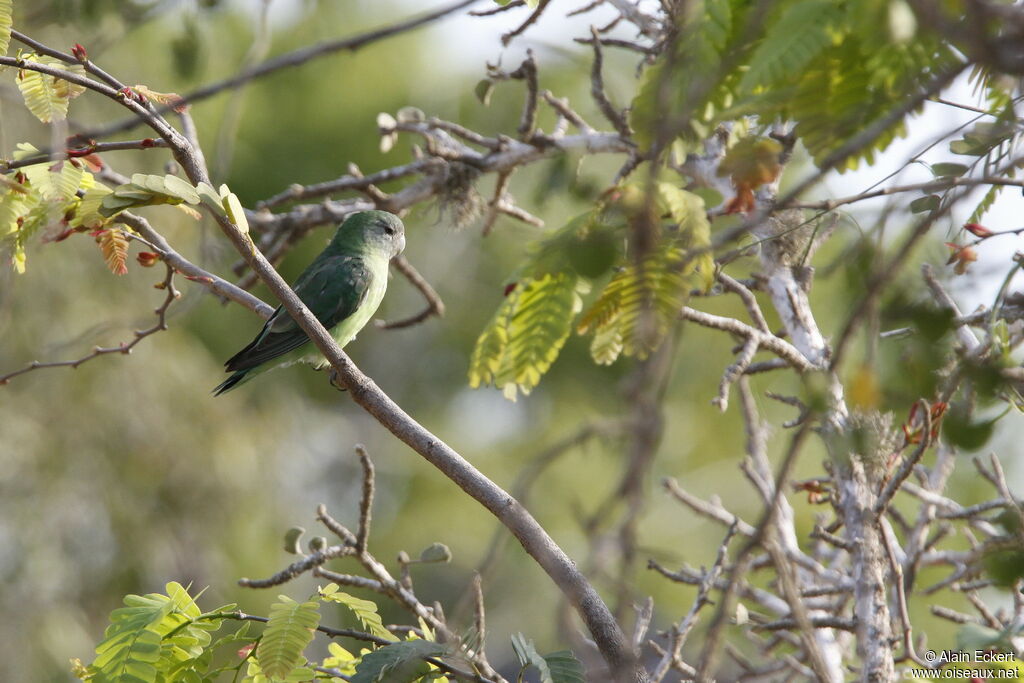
left=214, top=210, right=405, bottom=395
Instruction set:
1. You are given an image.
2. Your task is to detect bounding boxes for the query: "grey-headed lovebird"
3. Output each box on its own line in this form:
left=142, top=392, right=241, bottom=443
left=213, top=210, right=405, bottom=395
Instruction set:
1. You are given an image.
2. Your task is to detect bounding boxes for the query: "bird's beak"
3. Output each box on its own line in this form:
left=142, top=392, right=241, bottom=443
left=397, top=233, right=406, bottom=256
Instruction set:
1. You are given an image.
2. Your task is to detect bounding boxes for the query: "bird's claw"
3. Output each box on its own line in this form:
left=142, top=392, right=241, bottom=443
left=328, top=369, right=348, bottom=392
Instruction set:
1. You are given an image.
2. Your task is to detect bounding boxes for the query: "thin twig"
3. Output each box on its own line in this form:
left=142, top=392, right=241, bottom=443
left=316, top=503, right=358, bottom=546
left=238, top=545, right=354, bottom=587
left=650, top=523, right=738, bottom=682
left=541, top=91, right=594, bottom=133
left=663, top=478, right=757, bottom=535
left=501, top=0, right=553, bottom=45
left=875, top=400, right=932, bottom=515
left=922, top=263, right=981, bottom=351
left=2, top=138, right=170, bottom=172
left=116, top=212, right=274, bottom=318
left=470, top=0, right=525, bottom=16
left=679, top=306, right=817, bottom=372
left=1, top=261, right=179, bottom=385
left=789, top=175, right=1024, bottom=211
left=511, top=52, right=539, bottom=140
left=355, top=445, right=375, bottom=554
left=376, top=256, right=445, bottom=330
left=719, top=272, right=771, bottom=333
left=589, top=27, right=632, bottom=139
left=574, top=36, right=657, bottom=56
left=696, top=420, right=816, bottom=681
left=881, top=520, right=927, bottom=665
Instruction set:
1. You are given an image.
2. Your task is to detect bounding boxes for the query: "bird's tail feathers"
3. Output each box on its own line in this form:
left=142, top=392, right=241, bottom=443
left=213, top=370, right=248, bottom=396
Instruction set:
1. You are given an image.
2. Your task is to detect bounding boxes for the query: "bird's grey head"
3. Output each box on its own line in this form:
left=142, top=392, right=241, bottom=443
left=335, top=210, right=406, bottom=258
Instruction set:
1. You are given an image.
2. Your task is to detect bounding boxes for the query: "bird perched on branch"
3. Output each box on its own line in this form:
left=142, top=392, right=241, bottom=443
left=214, top=210, right=405, bottom=395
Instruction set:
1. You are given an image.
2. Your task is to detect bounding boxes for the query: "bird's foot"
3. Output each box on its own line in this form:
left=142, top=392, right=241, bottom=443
left=328, top=369, right=348, bottom=392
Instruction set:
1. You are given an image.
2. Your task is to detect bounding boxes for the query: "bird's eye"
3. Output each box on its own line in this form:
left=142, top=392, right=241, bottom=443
left=383, top=225, right=395, bottom=236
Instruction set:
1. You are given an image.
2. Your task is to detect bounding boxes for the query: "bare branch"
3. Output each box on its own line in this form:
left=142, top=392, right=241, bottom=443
left=316, top=503, right=358, bottom=546
left=501, top=0, right=553, bottom=46
left=470, top=0, right=525, bottom=16
left=376, top=256, right=445, bottom=330
left=1, top=261, right=179, bottom=385
left=541, top=90, right=595, bottom=133
left=650, top=523, right=737, bottom=683
left=789, top=175, right=1024, bottom=212
left=589, top=27, right=632, bottom=139
left=511, top=52, right=539, bottom=140
left=238, top=544, right=354, bottom=588
left=2, top=138, right=170, bottom=172
left=719, top=272, right=771, bottom=333
left=574, top=36, right=657, bottom=56
left=875, top=400, right=932, bottom=515
left=115, top=212, right=274, bottom=318
left=679, top=306, right=817, bottom=372
left=664, top=478, right=757, bottom=536
left=354, top=445, right=375, bottom=554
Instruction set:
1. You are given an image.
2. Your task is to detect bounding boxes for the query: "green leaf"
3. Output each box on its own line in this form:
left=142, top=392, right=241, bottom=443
left=318, top=584, right=393, bottom=639
left=510, top=632, right=541, bottom=671
left=6, top=194, right=58, bottom=274
left=956, top=622, right=1006, bottom=652
left=578, top=247, right=695, bottom=364
left=1, top=175, right=41, bottom=273
left=968, top=183, right=1004, bottom=224
left=909, top=194, right=940, bottom=213
left=72, top=185, right=113, bottom=230
left=949, top=138, right=983, bottom=156
left=942, top=408, right=996, bottom=451
left=656, top=183, right=714, bottom=290
left=99, top=174, right=204, bottom=218
left=161, top=174, right=202, bottom=204
left=738, top=0, right=840, bottom=95
left=322, top=641, right=358, bottom=673
left=468, top=287, right=515, bottom=389
left=474, top=79, right=494, bottom=106
left=690, top=187, right=723, bottom=208
left=92, top=587, right=193, bottom=683
left=468, top=272, right=582, bottom=399
left=983, top=549, right=1024, bottom=588
left=46, top=161, right=85, bottom=201
left=0, top=0, right=12, bottom=56
left=283, top=527, right=305, bottom=555
left=543, top=651, right=586, bottom=683
left=255, top=596, right=321, bottom=680
left=195, top=182, right=227, bottom=216
left=16, top=54, right=83, bottom=123
left=630, top=0, right=736, bottom=149
left=931, top=162, right=969, bottom=177
left=511, top=634, right=583, bottom=683
left=418, top=542, right=452, bottom=564
left=949, top=121, right=1014, bottom=157
left=351, top=640, right=446, bottom=683
left=775, top=38, right=958, bottom=171
left=165, top=582, right=202, bottom=619
left=221, top=190, right=249, bottom=235
left=588, top=323, right=624, bottom=366
left=15, top=144, right=88, bottom=201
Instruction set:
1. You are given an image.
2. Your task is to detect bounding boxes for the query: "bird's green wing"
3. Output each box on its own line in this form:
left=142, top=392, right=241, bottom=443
left=224, top=255, right=373, bottom=372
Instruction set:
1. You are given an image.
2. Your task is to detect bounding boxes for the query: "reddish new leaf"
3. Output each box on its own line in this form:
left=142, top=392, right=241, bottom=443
left=97, top=229, right=129, bottom=275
